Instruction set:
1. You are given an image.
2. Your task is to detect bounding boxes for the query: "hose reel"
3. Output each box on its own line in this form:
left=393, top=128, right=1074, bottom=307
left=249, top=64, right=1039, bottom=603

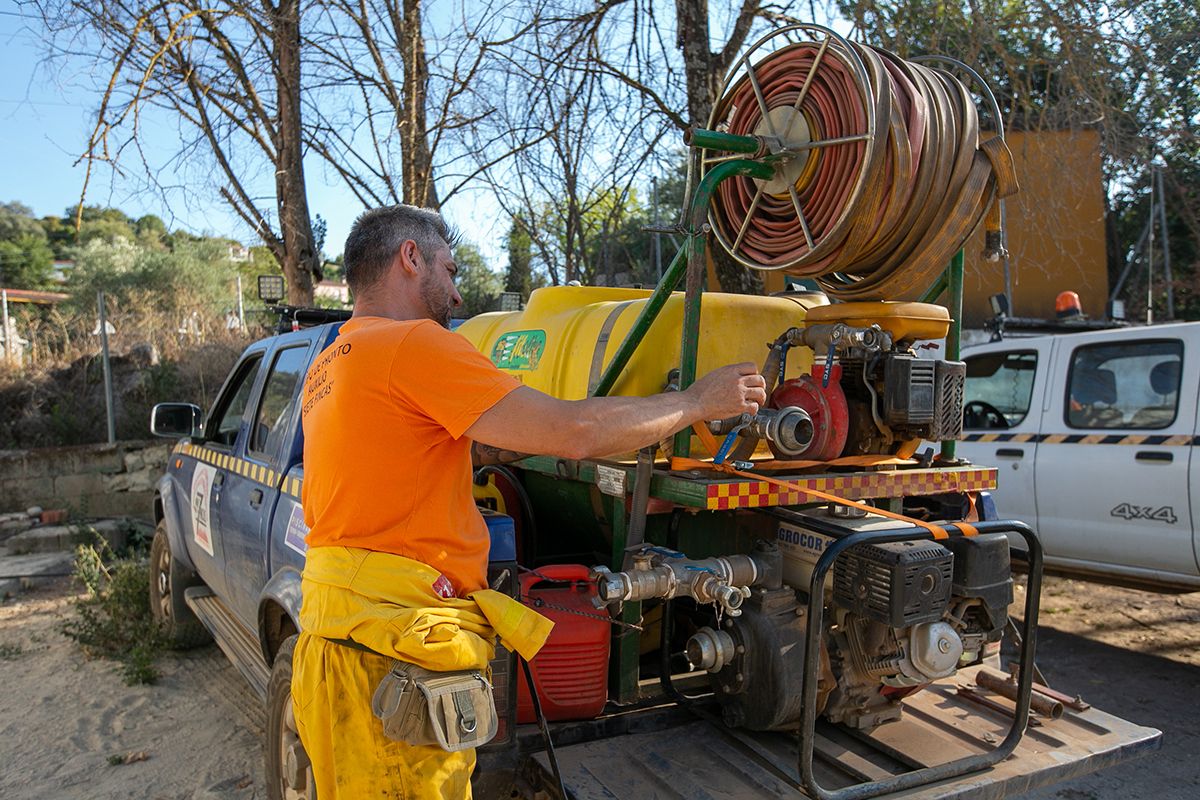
left=701, top=23, right=1019, bottom=301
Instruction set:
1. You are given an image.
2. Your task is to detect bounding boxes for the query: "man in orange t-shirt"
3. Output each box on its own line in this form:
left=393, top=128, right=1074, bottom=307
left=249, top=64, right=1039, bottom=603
left=295, top=204, right=765, bottom=798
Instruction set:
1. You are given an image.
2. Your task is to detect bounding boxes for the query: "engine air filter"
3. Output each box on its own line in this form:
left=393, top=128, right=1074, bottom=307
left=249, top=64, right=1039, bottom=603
left=833, top=540, right=953, bottom=627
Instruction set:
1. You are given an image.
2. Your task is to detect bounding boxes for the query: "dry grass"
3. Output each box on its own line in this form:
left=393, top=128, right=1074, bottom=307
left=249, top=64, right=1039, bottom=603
left=0, top=304, right=254, bottom=449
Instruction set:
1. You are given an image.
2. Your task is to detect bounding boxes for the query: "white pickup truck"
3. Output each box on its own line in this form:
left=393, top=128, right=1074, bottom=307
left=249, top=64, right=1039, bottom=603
left=958, top=321, right=1200, bottom=591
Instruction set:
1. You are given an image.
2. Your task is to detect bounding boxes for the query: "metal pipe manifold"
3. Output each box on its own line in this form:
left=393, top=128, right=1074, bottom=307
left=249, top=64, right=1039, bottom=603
left=591, top=550, right=771, bottom=616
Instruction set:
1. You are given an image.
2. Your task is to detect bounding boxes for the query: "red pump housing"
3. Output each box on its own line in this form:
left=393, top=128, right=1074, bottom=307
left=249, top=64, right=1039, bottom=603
left=769, top=363, right=849, bottom=460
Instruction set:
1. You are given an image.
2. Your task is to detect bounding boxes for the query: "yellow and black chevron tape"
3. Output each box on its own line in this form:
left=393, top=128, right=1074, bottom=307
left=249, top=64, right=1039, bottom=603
left=961, top=433, right=1197, bottom=446
left=174, top=442, right=304, bottom=498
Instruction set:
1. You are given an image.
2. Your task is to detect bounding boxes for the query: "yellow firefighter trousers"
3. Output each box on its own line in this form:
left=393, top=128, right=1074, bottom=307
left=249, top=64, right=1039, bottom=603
left=292, top=632, right=475, bottom=799
left=290, top=547, right=553, bottom=799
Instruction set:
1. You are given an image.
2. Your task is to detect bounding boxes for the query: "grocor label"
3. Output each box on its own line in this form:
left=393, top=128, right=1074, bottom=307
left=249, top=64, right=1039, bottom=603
left=776, top=523, right=834, bottom=564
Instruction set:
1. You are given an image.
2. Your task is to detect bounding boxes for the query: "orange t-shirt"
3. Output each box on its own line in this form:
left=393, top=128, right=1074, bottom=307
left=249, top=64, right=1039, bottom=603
left=300, top=317, right=521, bottom=594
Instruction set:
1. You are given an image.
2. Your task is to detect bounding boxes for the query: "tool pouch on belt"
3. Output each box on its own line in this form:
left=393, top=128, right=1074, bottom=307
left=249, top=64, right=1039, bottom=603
left=370, top=660, right=497, bottom=752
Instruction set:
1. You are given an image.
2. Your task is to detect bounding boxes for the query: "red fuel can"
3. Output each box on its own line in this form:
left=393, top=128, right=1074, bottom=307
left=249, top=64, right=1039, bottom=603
left=516, top=564, right=611, bottom=723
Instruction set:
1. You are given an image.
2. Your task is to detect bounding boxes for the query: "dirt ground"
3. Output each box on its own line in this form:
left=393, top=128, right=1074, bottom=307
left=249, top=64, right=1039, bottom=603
left=0, top=574, right=1196, bottom=800
left=0, top=578, right=266, bottom=800
left=1007, top=575, right=1200, bottom=799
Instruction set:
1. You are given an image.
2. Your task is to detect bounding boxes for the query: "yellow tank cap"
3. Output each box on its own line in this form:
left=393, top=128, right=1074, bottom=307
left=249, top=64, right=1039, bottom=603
left=805, top=301, right=951, bottom=342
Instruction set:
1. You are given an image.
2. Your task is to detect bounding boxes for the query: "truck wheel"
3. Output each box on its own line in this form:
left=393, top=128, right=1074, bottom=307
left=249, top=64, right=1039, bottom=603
left=267, top=635, right=316, bottom=800
left=149, top=520, right=211, bottom=648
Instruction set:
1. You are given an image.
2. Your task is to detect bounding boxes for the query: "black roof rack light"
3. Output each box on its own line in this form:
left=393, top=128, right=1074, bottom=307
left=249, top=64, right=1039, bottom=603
left=269, top=305, right=353, bottom=334
left=985, top=314, right=1127, bottom=342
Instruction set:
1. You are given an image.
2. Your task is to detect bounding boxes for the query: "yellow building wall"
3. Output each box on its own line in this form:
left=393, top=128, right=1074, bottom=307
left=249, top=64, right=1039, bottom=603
left=718, top=130, right=1108, bottom=328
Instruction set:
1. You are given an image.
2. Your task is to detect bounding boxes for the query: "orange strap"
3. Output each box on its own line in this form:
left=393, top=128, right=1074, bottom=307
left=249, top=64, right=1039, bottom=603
left=688, top=424, right=916, bottom=472
left=680, top=424, right=968, bottom=540
left=950, top=521, right=978, bottom=537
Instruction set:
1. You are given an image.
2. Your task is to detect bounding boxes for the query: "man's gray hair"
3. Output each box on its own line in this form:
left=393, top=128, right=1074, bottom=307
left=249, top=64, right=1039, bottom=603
left=343, top=205, right=459, bottom=294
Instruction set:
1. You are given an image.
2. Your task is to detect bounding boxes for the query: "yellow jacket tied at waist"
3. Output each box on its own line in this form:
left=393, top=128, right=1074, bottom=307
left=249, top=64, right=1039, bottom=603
left=298, top=546, right=553, bottom=670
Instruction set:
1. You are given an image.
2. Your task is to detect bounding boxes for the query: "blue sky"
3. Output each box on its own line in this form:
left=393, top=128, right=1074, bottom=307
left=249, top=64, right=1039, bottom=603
left=1, top=3, right=852, bottom=273
left=0, top=2, right=505, bottom=267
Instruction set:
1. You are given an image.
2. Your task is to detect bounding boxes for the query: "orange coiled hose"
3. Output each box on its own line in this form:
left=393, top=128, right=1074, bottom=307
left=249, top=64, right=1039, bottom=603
left=707, top=39, right=1017, bottom=300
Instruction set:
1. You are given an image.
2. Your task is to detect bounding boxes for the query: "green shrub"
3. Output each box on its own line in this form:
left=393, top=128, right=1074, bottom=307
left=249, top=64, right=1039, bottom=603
left=61, top=539, right=165, bottom=685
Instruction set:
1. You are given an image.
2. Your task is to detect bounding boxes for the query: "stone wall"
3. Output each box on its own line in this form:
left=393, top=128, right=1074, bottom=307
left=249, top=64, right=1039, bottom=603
left=0, top=440, right=171, bottom=521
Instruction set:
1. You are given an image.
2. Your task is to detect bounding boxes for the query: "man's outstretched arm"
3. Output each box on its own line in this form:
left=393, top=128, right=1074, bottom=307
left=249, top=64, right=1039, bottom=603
left=465, top=363, right=766, bottom=461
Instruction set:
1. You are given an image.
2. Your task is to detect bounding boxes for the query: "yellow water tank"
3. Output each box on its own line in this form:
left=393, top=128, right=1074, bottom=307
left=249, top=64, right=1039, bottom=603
left=457, top=286, right=822, bottom=400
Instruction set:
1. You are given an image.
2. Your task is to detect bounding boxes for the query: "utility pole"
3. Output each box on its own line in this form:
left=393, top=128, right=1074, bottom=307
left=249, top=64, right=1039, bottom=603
left=1146, top=170, right=1155, bottom=325
left=1156, top=168, right=1174, bottom=320
left=1, top=289, right=10, bottom=366
left=236, top=274, right=246, bottom=329
left=97, top=291, right=116, bottom=444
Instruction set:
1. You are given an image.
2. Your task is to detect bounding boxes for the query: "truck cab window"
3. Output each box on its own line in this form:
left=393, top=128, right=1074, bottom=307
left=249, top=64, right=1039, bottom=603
left=208, top=355, right=264, bottom=447
left=963, top=350, right=1037, bottom=429
left=249, top=346, right=309, bottom=462
left=1066, top=340, right=1183, bottom=429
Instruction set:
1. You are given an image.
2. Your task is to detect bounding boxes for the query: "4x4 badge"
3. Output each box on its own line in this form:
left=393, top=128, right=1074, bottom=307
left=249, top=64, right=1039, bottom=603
left=1110, top=503, right=1178, bottom=525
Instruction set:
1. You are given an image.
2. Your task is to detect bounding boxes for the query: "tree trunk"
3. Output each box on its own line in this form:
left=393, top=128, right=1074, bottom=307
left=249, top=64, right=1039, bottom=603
left=400, top=0, right=439, bottom=209
left=274, top=0, right=318, bottom=306
left=674, top=0, right=717, bottom=130
left=675, top=0, right=764, bottom=295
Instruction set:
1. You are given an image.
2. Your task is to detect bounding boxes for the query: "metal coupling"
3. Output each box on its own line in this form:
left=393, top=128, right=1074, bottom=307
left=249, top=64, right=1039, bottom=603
left=983, top=230, right=1008, bottom=263
left=690, top=572, right=751, bottom=614
left=790, top=322, right=891, bottom=355
left=686, top=626, right=737, bottom=673
left=589, top=549, right=766, bottom=616
left=747, top=406, right=814, bottom=458
left=707, top=407, right=814, bottom=459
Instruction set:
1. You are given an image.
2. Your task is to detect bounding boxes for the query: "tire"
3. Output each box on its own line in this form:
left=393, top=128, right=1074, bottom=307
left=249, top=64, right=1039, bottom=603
left=267, top=635, right=316, bottom=800
left=149, top=520, right=212, bottom=648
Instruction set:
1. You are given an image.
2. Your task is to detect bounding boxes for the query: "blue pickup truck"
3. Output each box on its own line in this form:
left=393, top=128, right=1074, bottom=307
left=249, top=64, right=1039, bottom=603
left=149, top=314, right=521, bottom=800
left=151, top=307, right=1159, bottom=800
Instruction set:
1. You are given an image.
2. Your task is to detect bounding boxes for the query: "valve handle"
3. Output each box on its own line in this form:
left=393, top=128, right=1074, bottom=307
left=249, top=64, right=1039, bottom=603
left=822, top=341, right=836, bottom=388
left=713, top=417, right=751, bottom=465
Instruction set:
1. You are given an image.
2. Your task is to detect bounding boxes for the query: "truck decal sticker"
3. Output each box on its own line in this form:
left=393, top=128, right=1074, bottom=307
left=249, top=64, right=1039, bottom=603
left=1110, top=503, right=1179, bottom=525
left=489, top=330, right=545, bottom=371
left=190, top=463, right=217, bottom=556
left=962, top=432, right=1198, bottom=446
left=284, top=504, right=309, bottom=555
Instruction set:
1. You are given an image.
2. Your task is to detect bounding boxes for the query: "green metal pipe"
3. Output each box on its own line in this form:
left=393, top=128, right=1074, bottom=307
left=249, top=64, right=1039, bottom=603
left=685, top=127, right=762, bottom=154
left=673, top=158, right=775, bottom=458
left=591, top=245, right=687, bottom=398
left=941, top=249, right=965, bottom=461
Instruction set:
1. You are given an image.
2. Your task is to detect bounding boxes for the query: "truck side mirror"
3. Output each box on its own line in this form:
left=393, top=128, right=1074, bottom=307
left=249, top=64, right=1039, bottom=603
left=151, top=403, right=203, bottom=439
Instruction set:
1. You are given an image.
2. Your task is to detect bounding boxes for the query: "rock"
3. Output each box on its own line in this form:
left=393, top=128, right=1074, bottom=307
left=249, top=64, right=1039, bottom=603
left=25, top=506, right=43, bottom=518
left=0, top=550, right=74, bottom=599
left=0, top=518, right=34, bottom=540
left=127, top=342, right=160, bottom=368
left=123, top=451, right=145, bottom=473
left=4, top=525, right=77, bottom=555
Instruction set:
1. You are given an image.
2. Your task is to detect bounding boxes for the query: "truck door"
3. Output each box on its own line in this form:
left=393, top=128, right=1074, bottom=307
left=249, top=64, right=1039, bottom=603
left=220, top=341, right=313, bottom=627
left=188, top=350, right=267, bottom=600
left=1192, top=371, right=1200, bottom=577
left=960, top=341, right=1050, bottom=529
left=1036, top=331, right=1197, bottom=580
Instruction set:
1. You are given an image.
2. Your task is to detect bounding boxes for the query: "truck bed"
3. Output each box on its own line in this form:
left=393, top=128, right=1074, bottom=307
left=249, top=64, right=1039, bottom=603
left=529, top=664, right=1160, bottom=799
